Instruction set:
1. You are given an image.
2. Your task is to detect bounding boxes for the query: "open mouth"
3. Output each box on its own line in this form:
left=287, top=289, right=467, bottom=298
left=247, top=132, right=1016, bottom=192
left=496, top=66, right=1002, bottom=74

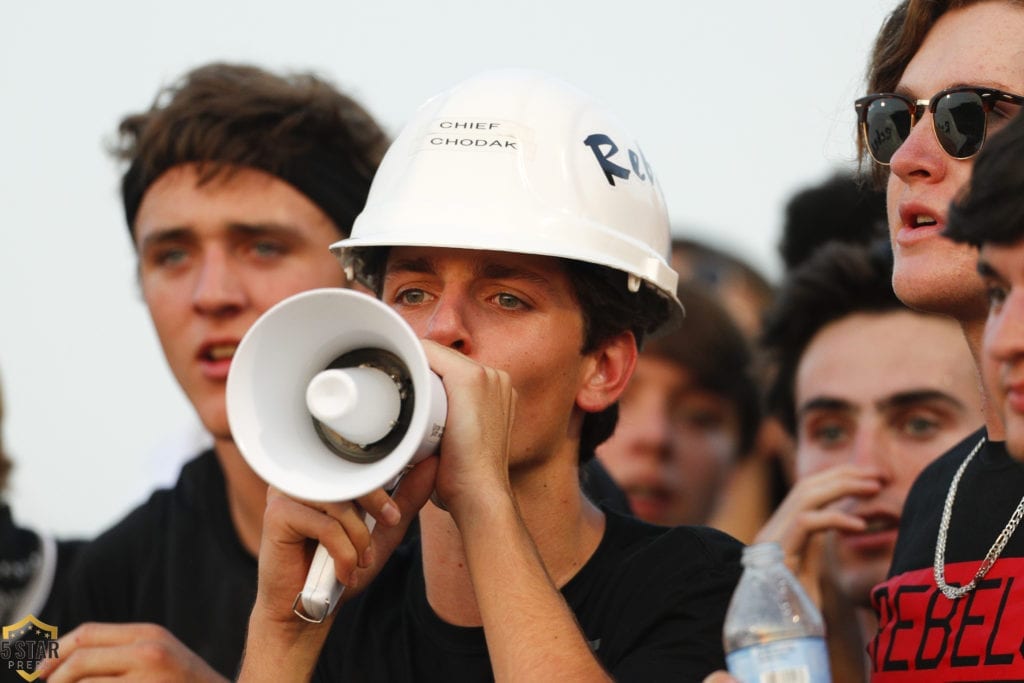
left=201, top=343, right=238, bottom=362
left=861, top=515, right=898, bottom=534
left=912, top=214, right=937, bottom=228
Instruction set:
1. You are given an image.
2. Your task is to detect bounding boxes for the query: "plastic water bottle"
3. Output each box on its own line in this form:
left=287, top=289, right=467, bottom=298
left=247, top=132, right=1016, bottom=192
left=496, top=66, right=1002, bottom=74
left=723, top=542, right=831, bottom=683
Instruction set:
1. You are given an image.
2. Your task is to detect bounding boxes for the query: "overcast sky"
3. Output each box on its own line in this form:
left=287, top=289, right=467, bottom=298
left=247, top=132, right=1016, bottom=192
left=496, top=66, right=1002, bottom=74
left=0, top=0, right=894, bottom=537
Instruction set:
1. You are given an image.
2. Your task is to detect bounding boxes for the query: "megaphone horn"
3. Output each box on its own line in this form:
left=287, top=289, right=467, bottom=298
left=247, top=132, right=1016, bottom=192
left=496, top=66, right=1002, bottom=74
left=227, top=288, right=447, bottom=622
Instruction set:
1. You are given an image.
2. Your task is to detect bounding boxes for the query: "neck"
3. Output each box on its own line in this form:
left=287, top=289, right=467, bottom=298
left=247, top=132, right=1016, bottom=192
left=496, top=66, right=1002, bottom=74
left=213, top=435, right=269, bottom=557
left=960, top=317, right=1005, bottom=441
left=821, top=579, right=874, bottom=683
left=420, top=458, right=604, bottom=626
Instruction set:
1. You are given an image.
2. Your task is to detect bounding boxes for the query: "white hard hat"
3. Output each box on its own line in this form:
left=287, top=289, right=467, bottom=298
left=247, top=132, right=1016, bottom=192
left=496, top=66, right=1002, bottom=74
left=332, top=68, right=682, bottom=334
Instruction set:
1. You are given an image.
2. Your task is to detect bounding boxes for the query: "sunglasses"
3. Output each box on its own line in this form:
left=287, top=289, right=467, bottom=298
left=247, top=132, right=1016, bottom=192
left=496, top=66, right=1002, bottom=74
left=855, top=86, right=1024, bottom=165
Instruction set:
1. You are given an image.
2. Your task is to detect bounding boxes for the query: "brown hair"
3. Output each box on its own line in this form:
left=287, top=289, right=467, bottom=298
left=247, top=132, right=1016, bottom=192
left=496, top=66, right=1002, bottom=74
left=114, top=62, right=389, bottom=239
left=859, top=0, right=1024, bottom=184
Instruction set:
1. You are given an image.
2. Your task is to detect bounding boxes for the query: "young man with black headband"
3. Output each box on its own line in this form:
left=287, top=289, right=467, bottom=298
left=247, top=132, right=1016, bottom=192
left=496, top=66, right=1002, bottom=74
left=49, top=62, right=389, bottom=680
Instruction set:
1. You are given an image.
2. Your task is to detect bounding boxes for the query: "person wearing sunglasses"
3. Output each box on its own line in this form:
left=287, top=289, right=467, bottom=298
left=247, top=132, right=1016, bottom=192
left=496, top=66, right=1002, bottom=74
left=929, top=105, right=1024, bottom=683
left=854, top=1, right=1024, bottom=680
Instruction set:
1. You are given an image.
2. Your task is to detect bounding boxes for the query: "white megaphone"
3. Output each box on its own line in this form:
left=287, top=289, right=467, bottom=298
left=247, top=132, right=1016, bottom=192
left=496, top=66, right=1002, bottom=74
left=226, top=288, right=447, bottom=623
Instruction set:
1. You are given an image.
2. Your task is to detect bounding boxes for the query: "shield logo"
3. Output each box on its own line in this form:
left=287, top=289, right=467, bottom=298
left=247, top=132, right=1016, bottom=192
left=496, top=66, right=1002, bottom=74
left=2, top=615, right=59, bottom=682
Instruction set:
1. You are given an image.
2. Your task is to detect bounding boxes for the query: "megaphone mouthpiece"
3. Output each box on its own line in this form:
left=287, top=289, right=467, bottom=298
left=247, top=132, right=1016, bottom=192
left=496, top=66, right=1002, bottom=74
left=306, top=366, right=402, bottom=447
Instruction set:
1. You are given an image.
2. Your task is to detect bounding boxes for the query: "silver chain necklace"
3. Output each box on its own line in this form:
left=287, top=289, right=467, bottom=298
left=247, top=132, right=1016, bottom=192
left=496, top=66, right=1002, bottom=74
left=933, top=436, right=1024, bottom=600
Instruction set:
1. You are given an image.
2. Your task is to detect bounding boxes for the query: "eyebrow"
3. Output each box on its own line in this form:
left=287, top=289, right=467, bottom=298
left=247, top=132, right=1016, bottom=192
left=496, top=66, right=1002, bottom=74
left=798, top=389, right=966, bottom=419
left=977, top=258, right=1001, bottom=280
left=385, top=256, right=554, bottom=286
left=138, top=222, right=297, bottom=252
left=876, top=389, right=967, bottom=413
left=894, top=81, right=1016, bottom=99
left=798, top=396, right=854, bottom=418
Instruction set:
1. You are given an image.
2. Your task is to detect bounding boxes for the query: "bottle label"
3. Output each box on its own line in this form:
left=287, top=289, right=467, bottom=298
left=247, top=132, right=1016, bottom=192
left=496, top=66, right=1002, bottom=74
left=726, top=636, right=830, bottom=683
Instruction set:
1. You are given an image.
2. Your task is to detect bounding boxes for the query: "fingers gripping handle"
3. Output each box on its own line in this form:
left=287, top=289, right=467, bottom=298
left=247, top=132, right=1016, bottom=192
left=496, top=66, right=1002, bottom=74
left=294, top=515, right=379, bottom=623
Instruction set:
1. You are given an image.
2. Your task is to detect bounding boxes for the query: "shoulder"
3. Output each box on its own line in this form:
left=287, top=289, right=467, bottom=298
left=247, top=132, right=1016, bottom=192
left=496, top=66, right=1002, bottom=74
left=587, top=510, right=743, bottom=594
left=603, top=508, right=743, bottom=565
left=903, top=428, right=987, bottom=507
left=67, top=451, right=220, bottom=568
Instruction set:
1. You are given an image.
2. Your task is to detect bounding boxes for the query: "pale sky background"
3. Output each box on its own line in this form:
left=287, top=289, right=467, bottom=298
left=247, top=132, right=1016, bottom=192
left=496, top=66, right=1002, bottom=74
left=1, top=0, right=894, bottom=537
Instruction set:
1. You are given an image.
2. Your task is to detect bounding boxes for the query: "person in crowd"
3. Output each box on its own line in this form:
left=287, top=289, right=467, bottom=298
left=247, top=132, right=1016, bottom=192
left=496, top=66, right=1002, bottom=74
left=46, top=62, right=389, bottom=680
left=596, top=281, right=761, bottom=533
left=758, top=241, right=982, bottom=681
left=198, top=68, right=744, bottom=682
left=670, top=236, right=775, bottom=343
left=0, top=369, right=82, bottom=626
left=671, top=236, right=792, bottom=542
left=870, top=100, right=1024, bottom=679
left=778, top=172, right=887, bottom=271
left=851, top=0, right=1024, bottom=678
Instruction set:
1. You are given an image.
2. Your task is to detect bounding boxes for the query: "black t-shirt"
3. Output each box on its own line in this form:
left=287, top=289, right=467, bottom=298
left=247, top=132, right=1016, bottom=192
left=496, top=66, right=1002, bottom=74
left=55, top=451, right=256, bottom=679
left=316, top=509, right=743, bottom=682
left=869, top=428, right=1024, bottom=680
left=50, top=450, right=636, bottom=679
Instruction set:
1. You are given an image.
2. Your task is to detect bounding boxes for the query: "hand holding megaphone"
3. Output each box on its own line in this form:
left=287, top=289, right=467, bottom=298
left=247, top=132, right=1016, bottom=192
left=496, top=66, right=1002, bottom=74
left=227, top=288, right=447, bottom=622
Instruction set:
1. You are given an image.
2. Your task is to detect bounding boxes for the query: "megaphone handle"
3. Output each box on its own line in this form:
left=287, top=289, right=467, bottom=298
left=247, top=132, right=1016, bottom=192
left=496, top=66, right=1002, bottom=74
left=294, top=515, right=378, bottom=623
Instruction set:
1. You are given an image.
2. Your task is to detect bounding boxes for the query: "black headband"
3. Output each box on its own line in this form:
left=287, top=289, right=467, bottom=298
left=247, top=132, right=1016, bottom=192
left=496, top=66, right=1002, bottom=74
left=121, top=148, right=371, bottom=240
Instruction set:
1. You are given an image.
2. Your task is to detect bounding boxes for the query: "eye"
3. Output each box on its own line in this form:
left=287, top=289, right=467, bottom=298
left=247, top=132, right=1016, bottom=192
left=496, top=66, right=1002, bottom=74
left=899, top=414, right=941, bottom=439
left=249, top=239, right=287, bottom=259
left=493, top=292, right=527, bottom=310
left=396, top=288, right=429, bottom=305
left=673, top=406, right=726, bottom=431
left=804, top=418, right=850, bottom=449
left=985, top=282, right=1008, bottom=311
left=150, top=246, right=190, bottom=269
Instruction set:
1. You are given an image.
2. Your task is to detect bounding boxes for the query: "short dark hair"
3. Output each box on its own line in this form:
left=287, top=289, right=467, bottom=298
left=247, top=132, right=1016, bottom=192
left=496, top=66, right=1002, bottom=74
left=779, top=172, right=887, bottom=270
left=645, top=282, right=761, bottom=454
left=563, top=260, right=675, bottom=462
left=946, top=112, right=1024, bottom=247
left=113, top=62, right=389, bottom=240
left=761, top=241, right=903, bottom=434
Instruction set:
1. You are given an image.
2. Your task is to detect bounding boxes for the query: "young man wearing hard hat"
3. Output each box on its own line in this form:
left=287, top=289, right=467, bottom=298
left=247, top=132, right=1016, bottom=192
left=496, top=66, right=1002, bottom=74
left=231, top=69, right=743, bottom=681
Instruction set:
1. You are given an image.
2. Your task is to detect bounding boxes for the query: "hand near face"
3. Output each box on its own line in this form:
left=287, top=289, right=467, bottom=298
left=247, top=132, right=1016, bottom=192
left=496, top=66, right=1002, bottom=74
left=753, top=463, right=882, bottom=605
left=37, top=623, right=227, bottom=682
left=421, top=339, right=517, bottom=518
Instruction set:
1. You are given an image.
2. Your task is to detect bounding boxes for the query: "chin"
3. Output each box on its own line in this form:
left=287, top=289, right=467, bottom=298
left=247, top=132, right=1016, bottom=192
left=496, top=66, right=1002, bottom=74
left=833, top=566, right=888, bottom=609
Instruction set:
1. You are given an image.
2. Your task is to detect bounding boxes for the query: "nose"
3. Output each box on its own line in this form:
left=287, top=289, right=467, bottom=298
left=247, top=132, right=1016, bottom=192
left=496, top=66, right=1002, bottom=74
left=421, top=291, right=471, bottom=352
left=986, top=289, right=1024, bottom=365
left=848, top=420, right=892, bottom=482
left=622, top=395, right=673, bottom=461
left=192, top=248, right=246, bottom=317
left=889, top=110, right=947, bottom=185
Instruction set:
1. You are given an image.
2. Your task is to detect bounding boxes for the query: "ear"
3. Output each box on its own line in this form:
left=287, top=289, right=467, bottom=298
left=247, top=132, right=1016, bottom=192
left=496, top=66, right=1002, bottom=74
left=576, top=330, right=638, bottom=413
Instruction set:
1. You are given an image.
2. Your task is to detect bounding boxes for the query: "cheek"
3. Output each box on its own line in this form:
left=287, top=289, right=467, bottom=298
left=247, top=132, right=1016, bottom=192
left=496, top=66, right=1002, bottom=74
left=886, top=175, right=901, bottom=235
left=141, top=282, right=186, bottom=335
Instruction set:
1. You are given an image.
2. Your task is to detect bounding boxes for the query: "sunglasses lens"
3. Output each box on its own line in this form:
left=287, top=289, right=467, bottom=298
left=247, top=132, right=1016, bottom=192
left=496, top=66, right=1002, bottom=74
left=864, top=98, right=912, bottom=164
left=933, top=91, right=986, bottom=158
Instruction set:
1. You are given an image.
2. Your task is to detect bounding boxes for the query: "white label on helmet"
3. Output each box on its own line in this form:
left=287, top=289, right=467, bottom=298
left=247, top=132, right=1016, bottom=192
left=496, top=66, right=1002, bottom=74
left=418, top=118, right=531, bottom=154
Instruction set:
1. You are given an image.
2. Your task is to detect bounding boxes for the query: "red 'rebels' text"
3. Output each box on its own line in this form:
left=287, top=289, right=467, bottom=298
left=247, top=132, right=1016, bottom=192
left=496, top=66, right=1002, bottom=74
left=870, top=559, right=1024, bottom=681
